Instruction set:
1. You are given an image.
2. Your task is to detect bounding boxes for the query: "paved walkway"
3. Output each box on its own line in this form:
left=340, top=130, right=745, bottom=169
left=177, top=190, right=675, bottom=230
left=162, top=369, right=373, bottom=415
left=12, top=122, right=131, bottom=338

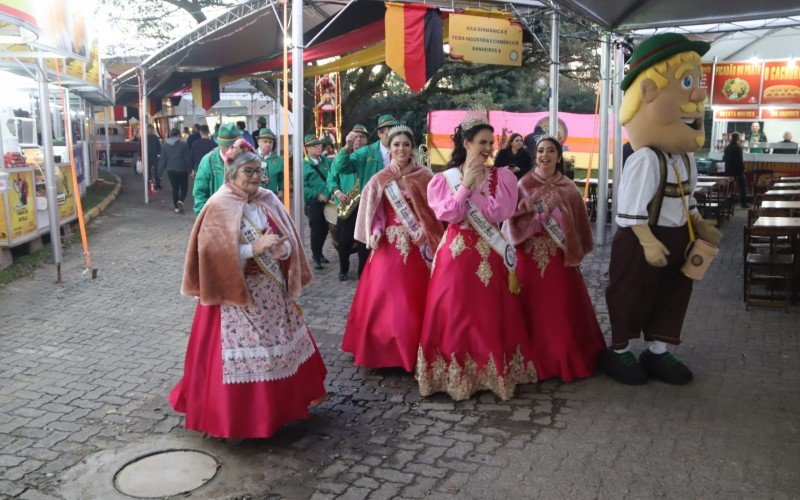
left=0, top=167, right=798, bottom=499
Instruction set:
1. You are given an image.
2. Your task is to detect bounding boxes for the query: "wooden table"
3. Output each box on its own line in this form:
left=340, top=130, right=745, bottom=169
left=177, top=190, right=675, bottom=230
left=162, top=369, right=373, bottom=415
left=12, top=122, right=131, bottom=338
left=761, top=200, right=800, bottom=211
left=752, top=216, right=800, bottom=229
left=780, top=176, right=800, bottom=181
left=763, top=189, right=800, bottom=199
left=773, top=182, right=800, bottom=188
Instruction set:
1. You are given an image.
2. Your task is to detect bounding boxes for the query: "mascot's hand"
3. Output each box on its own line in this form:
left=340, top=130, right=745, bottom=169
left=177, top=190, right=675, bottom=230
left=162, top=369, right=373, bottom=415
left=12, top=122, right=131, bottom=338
left=690, top=212, right=723, bottom=246
left=631, top=224, right=670, bottom=267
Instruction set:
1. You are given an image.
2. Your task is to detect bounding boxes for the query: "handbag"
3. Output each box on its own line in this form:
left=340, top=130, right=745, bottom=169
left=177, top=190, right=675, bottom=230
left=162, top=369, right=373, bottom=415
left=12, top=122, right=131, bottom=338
left=671, top=161, right=718, bottom=281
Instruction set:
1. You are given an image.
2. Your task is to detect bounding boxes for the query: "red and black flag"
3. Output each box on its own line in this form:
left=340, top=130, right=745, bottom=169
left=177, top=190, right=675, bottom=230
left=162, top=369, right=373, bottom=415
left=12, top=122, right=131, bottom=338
left=385, top=3, right=444, bottom=93
left=191, top=77, right=220, bottom=110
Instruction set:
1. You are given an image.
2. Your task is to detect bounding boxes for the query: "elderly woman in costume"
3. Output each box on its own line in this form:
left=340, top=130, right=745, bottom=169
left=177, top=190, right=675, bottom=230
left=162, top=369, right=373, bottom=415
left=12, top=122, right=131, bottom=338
left=341, top=126, right=444, bottom=371
left=416, top=114, right=537, bottom=401
left=169, top=139, right=327, bottom=439
left=507, top=136, right=606, bottom=382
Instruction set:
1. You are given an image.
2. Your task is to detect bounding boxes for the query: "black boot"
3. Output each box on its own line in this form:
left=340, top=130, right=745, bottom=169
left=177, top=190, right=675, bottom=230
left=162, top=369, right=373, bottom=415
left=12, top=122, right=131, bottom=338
left=320, top=256, right=330, bottom=264
left=639, top=350, right=693, bottom=385
left=313, top=259, right=323, bottom=270
left=599, top=349, right=648, bottom=385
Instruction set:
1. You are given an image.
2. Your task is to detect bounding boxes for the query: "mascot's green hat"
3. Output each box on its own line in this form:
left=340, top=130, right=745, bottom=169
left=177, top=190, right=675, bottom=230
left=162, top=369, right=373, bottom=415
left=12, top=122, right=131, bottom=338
left=304, top=134, right=322, bottom=147
left=621, top=33, right=710, bottom=91
left=215, top=123, right=242, bottom=146
left=257, top=128, right=276, bottom=140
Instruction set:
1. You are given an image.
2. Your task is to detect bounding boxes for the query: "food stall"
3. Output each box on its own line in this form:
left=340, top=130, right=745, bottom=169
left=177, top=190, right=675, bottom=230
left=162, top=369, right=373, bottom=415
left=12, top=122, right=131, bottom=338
left=705, top=60, right=800, bottom=190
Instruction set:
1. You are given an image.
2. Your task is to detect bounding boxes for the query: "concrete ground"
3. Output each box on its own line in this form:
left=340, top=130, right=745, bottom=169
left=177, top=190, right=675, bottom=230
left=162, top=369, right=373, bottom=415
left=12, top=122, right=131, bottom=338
left=0, top=167, right=798, bottom=499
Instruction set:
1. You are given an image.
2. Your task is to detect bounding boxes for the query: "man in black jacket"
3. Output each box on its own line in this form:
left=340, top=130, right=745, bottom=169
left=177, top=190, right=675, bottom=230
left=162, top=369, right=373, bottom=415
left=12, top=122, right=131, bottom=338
left=146, top=125, right=163, bottom=189
left=159, top=128, right=193, bottom=213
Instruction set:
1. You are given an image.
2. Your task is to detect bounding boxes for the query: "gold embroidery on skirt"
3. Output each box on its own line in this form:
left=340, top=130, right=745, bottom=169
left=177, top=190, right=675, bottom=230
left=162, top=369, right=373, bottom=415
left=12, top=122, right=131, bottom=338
left=524, top=235, right=558, bottom=277
left=476, top=238, right=491, bottom=259
left=385, top=224, right=411, bottom=264
left=449, top=233, right=466, bottom=259
left=476, top=260, right=492, bottom=286
left=415, top=346, right=538, bottom=401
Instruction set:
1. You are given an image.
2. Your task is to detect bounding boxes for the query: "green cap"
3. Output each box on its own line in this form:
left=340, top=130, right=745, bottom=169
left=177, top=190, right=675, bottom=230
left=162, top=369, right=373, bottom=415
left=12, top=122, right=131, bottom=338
left=376, top=114, right=399, bottom=130
left=352, top=124, right=369, bottom=135
left=621, top=33, right=710, bottom=91
left=215, top=123, right=242, bottom=146
left=257, top=128, right=276, bottom=140
left=304, top=134, right=322, bottom=147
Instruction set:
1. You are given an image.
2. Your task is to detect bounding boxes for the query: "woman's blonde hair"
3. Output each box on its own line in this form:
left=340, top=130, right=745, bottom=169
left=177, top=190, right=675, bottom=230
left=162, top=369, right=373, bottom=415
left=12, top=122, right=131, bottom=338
left=620, top=51, right=701, bottom=125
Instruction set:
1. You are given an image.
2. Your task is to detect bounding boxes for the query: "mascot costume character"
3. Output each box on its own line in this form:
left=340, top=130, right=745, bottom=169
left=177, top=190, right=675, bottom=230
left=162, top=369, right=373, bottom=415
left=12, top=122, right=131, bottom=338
left=601, top=33, right=723, bottom=385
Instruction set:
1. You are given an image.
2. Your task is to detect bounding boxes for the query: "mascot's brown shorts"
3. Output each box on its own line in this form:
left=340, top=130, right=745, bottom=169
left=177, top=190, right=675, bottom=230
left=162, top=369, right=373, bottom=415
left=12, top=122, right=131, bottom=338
left=606, top=225, right=693, bottom=350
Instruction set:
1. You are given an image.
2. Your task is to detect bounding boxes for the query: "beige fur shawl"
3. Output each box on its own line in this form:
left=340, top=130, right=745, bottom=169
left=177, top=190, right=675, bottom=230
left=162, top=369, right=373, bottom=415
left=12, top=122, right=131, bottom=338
left=354, top=162, right=444, bottom=251
left=181, top=183, right=311, bottom=306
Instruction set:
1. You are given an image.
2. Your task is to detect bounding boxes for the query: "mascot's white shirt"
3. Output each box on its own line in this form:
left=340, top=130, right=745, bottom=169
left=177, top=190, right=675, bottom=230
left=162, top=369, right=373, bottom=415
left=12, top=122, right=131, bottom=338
left=616, top=147, right=698, bottom=228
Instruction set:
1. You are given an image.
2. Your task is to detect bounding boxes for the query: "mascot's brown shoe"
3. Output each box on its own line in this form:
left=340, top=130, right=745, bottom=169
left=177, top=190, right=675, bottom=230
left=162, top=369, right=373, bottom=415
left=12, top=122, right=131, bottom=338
left=639, top=350, right=693, bottom=385
left=599, top=349, right=648, bottom=385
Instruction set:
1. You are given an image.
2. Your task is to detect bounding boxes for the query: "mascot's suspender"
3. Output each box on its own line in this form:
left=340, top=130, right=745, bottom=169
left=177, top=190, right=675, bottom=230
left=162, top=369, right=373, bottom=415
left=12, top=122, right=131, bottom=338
left=646, top=148, right=691, bottom=226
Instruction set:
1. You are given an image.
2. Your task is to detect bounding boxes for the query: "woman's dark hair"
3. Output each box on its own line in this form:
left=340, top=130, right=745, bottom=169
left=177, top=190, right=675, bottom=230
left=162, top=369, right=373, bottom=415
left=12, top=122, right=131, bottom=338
left=169, top=127, right=181, bottom=138
left=447, top=123, right=495, bottom=169
left=730, top=132, right=740, bottom=144
left=504, top=133, right=523, bottom=152
left=535, top=136, right=565, bottom=174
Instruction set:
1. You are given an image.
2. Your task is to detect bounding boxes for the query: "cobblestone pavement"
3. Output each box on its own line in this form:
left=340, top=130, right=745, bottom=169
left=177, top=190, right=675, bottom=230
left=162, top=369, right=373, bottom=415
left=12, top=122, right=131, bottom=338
left=0, top=167, right=798, bottom=499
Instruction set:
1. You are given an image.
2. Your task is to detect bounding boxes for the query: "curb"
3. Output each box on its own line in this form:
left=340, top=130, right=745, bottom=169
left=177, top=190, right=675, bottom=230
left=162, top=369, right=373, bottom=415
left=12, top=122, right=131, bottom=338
left=84, top=173, right=123, bottom=225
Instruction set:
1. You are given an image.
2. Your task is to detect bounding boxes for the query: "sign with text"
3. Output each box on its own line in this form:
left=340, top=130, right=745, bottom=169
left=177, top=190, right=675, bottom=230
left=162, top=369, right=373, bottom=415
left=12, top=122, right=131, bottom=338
left=712, top=62, right=762, bottom=105
left=760, top=108, right=800, bottom=120
left=761, top=61, right=800, bottom=104
left=449, top=13, right=522, bottom=67
left=700, top=63, right=713, bottom=104
left=714, top=108, right=759, bottom=120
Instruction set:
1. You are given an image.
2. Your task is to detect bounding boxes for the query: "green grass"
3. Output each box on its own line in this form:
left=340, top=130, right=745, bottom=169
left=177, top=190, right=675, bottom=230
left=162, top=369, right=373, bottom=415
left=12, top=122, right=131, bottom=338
left=0, top=171, right=119, bottom=285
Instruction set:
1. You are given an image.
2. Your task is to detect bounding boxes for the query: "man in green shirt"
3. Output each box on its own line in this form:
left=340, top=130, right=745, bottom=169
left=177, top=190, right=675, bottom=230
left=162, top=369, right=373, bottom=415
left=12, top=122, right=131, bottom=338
left=192, top=123, right=242, bottom=215
left=328, top=124, right=371, bottom=280
left=256, top=128, right=284, bottom=198
left=327, top=114, right=399, bottom=206
left=303, top=134, right=332, bottom=270
left=747, top=121, right=769, bottom=153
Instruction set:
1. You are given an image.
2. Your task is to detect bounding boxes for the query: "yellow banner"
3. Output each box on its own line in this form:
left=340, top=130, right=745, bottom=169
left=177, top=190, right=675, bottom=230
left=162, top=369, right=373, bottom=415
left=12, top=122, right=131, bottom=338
left=449, top=13, right=522, bottom=67
left=0, top=193, right=6, bottom=242
left=57, top=164, right=76, bottom=220
left=5, top=170, right=37, bottom=239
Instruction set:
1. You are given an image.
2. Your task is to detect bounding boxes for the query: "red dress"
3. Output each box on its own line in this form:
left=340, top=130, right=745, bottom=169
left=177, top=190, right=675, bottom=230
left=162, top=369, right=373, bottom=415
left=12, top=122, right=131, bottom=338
left=515, top=236, right=605, bottom=381
left=416, top=167, right=538, bottom=401
left=170, top=209, right=327, bottom=439
left=342, top=197, right=430, bottom=371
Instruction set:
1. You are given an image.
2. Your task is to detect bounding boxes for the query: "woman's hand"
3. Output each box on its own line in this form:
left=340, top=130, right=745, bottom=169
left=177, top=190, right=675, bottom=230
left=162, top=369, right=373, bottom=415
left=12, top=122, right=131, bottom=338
left=462, top=154, right=486, bottom=189
left=369, top=232, right=382, bottom=250
left=252, top=234, right=288, bottom=255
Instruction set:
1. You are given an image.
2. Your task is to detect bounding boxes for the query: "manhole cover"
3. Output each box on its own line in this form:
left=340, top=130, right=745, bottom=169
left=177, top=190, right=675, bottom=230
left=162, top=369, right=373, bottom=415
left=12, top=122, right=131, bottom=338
left=114, top=449, right=219, bottom=498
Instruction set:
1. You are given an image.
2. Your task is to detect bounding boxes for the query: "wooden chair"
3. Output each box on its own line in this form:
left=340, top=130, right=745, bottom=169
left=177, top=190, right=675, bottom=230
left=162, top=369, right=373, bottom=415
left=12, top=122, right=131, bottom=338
left=743, top=225, right=796, bottom=311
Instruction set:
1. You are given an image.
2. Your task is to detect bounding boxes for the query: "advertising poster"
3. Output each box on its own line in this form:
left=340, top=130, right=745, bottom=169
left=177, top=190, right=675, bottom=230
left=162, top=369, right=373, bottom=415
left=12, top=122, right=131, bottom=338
left=712, top=62, right=762, bottom=105
left=714, top=108, right=759, bottom=120
left=449, top=13, right=523, bottom=67
left=700, top=63, right=713, bottom=104
left=6, top=170, right=36, bottom=239
left=0, top=193, right=7, bottom=242
left=761, top=61, right=800, bottom=104
left=57, top=164, right=76, bottom=221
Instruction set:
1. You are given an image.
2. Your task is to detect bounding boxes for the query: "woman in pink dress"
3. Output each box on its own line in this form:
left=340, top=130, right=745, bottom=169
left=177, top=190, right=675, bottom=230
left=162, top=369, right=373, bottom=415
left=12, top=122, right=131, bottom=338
left=170, top=140, right=327, bottom=439
left=342, top=126, right=444, bottom=371
left=416, top=115, right=538, bottom=401
left=507, top=136, right=605, bottom=381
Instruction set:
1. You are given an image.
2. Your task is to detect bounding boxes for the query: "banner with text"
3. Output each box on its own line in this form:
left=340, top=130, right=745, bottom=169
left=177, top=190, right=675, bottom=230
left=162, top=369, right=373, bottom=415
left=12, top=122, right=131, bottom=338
left=761, top=61, right=800, bottom=105
left=712, top=62, right=762, bottom=105
left=714, top=108, right=759, bottom=120
left=700, top=63, right=713, bottom=105
left=760, top=108, right=800, bottom=120
left=449, top=13, right=522, bottom=67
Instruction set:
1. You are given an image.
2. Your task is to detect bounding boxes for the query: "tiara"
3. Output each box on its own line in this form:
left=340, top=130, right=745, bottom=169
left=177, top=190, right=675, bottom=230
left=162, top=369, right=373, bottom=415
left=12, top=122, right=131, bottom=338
left=460, top=109, right=490, bottom=131
left=536, top=134, right=561, bottom=145
left=387, top=125, right=413, bottom=137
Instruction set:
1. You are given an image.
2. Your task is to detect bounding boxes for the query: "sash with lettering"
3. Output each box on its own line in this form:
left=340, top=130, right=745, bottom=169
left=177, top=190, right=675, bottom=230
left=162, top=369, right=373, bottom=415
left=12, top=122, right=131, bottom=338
left=442, top=168, right=520, bottom=294
left=240, top=212, right=284, bottom=289
left=533, top=198, right=567, bottom=251
left=384, top=179, right=433, bottom=265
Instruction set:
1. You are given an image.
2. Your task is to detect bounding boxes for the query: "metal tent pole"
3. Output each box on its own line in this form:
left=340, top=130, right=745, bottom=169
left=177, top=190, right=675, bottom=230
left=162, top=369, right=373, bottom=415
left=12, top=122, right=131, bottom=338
left=140, top=68, right=150, bottom=204
left=291, top=0, right=304, bottom=237
left=104, top=106, right=111, bottom=172
left=611, top=44, right=624, bottom=235
left=81, top=100, right=91, bottom=189
left=37, top=58, right=62, bottom=277
left=595, top=32, right=612, bottom=245
left=548, top=11, right=560, bottom=136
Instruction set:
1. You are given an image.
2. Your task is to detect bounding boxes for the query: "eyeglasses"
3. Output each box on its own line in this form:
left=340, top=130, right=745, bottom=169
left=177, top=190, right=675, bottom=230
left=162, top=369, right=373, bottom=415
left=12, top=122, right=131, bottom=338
left=240, top=167, right=263, bottom=177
